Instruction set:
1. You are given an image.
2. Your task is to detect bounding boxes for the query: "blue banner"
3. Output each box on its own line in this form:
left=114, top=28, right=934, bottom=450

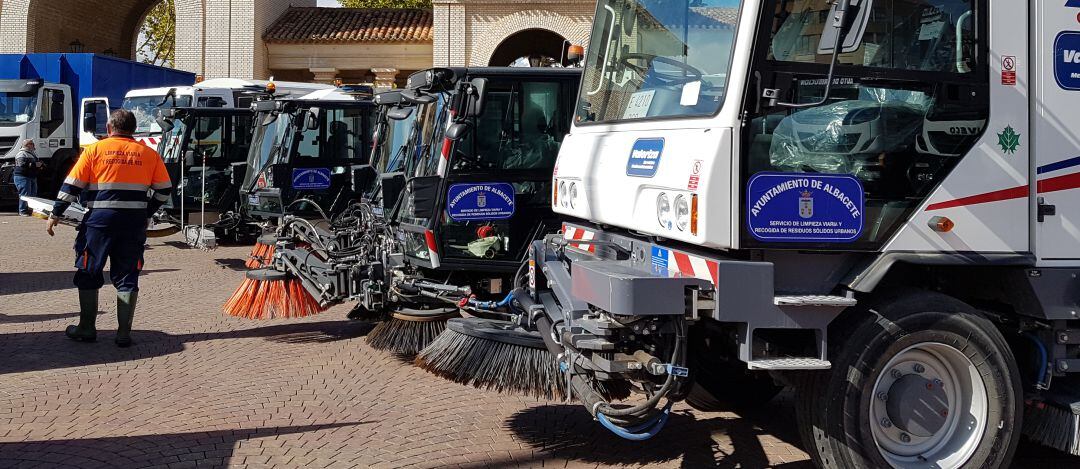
left=446, top=183, right=516, bottom=221
left=1055, top=32, right=1080, bottom=91
left=746, top=172, right=864, bottom=243
left=291, top=168, right=332, bottom=190
left=625, top=138, right=664, bottom=177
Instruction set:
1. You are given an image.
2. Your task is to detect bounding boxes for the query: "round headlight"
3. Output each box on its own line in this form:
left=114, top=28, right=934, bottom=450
left=558, top=181, right=568, bottom=207
left=656, top=192, right=672, bottom=229
left=674, top=194, right=690, bottom=231
left=568, top=182, right=578, bottom=209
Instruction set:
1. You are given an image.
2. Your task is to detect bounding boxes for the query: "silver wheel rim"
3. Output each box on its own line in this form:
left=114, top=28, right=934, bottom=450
left=869, top=342, right=988, bottom=468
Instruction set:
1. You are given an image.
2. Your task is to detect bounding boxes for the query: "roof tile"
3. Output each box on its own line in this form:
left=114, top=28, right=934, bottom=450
left=263, top=7, right=433, bottom=44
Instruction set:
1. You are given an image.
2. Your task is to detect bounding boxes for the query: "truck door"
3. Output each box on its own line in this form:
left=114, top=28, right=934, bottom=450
left=36, top=87, right=73, bottom=158
left=79, top=98, right=109, bottom=147
left=1034, top=1, right=1080, bottom=260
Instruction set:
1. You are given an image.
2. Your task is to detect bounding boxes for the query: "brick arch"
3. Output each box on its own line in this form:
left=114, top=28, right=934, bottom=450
left=471, top=9, right=590, bottom=67
left=0, top=0, right=182, bottom=59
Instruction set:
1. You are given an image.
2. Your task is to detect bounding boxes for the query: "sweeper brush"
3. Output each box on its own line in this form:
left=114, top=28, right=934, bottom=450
left=222, top=268, right=327, bottom=319
left=416, top=318, right=631, bottom=401
left=245, top=235, right=278, bottom=269
left=366, top=309, right=458, bottom=355
left=1022, top=387, right=1080, bottom=456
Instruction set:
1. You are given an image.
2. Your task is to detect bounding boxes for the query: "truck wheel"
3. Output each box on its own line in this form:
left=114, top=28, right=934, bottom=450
left=686, top=327, right=783, bottom=412
left=798, top=291, right=1021, bottom=468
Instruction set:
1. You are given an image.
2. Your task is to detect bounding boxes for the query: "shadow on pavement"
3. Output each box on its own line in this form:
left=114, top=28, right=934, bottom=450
left=0, top=422, right=370, bottom=467
left=501, top=403, right=811, bottom=468
left=0, top=269, right=180, bottom=296
left=0, top=319, right=373, bottom=375
left=213, top=258, right=251, bottom=272
left=0, top=310, right=106, bottom=324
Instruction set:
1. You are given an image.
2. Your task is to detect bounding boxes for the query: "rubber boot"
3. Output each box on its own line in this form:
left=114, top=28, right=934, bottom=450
left=65, top=289, right=98, bottom=342
left=115, top=291, right=137, bottom=348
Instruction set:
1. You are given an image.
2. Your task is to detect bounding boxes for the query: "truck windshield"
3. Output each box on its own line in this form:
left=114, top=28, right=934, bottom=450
left=0, top=91, right=37, bottom=125
left=123, top=95, right=193, bottom=134
left=576, top=0, right=742, bottom=123
left=243, top=112, right=294, bottom=190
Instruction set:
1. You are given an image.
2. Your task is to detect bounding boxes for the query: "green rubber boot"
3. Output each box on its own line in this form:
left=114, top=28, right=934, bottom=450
left=65, top=289, right=99, bottom=342
left=115, top=291, right=138, bottom=348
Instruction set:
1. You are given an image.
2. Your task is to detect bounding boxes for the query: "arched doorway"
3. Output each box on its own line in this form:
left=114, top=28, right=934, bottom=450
left=488, top=28, right=568, bottom=67
left=23, top=0, right=166, bottom=60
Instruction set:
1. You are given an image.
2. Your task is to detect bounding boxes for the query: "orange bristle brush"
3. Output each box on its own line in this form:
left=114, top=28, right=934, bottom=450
left=245, top=235, right=278, bottom=269
left=223, top=269, right=327, bottom=320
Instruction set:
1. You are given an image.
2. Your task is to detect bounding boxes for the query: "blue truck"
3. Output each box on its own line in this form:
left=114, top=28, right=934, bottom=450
left=0, top=53, right=195, bottom=204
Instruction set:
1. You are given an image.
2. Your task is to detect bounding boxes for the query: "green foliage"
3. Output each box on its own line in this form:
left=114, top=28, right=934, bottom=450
left=336, top=0, right=433, bottom=8
left=138, top=0, right=175, bottom=67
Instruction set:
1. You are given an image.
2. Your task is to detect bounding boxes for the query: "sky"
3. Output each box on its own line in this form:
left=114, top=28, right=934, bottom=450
left=316, top=0, right=341, bottom=6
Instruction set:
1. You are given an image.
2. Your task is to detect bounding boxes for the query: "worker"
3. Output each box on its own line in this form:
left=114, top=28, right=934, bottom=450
left=14, top=139, right=43, bottom=216
left=45, top=109, right=173, bottom=347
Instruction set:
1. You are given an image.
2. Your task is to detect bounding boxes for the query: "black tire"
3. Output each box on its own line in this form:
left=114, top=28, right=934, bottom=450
left=686, top=325, right=784, bottom=412
left=797, top=290, right=1022, bottom=468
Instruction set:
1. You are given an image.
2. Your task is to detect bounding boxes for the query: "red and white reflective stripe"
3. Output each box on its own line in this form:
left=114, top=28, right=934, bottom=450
left=138, top=137, right=160, bottom=148
left=424, top=230, right=441, bottom=268
left=662, top=249, right=719, bottom=287
left=562, top=224, right=597, bottom=253
left=436, top=110, right=456, bottom=177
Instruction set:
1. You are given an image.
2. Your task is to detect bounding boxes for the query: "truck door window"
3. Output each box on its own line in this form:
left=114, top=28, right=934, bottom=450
left=457, top=81, right=567, bottom=171
left=744, top=0, right=986, bottom=249
left=39, top=89, right=65, bottom=137
left=294, top=107, right=371, bottom=163
left=575, top=0, right=743, bottom=123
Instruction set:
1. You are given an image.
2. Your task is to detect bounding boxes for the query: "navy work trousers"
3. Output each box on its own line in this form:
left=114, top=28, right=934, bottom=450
left=73, top=222, right=146, bottom=292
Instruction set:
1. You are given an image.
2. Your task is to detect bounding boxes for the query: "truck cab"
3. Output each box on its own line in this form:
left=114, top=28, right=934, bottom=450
left=243, top=87, right=377, bottom=220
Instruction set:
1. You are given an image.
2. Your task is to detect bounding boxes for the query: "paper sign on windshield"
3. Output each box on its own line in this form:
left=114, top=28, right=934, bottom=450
left=292, top=168, right=332, bottom=190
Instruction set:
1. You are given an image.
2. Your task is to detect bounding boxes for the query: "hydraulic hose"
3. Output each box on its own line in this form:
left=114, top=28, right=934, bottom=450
left=1021, top=332, right=1050, bottom=389
left=597, top=403, right=672, bottom=441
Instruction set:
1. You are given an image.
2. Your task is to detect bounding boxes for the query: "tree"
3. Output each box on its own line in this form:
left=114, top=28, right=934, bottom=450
left=337, top=0, right=433, bottom=8
left=137, top=0, right=175, bottom=67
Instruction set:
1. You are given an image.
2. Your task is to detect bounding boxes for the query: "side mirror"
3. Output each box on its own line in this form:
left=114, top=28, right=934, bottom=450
left=156, top=116, right=174, bottom=133
left=387, top=106, right=414, bottom=121
left=83, top=114, right=97, bottom=134
left=350, top=165, right=378, bottom=193
left=184, top=150, right=196, bottom=167
left=229, top=162, right=247, bottom=187
left=381, top=172, right=406, bottom=211
left=465, top=78, right=488, bottom=118
left=407, top=175, right=440, bottom=220
left=305, top=107, right=321, bottom=130
left=445, top=122, right=470, bottom=141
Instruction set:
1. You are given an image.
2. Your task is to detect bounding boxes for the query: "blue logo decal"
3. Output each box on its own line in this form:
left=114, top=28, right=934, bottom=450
left=446, top=183, right=516, bottom=221
left=1068, top=0, right=1080, bottom=7
left=626, top=138, right=664, bottom=178
left=291, top=168, right=332, bottom=190
left=1055, top=32, right=1080, bottom=91
left=650, top=246, right=669, bottom=276
left=746, top=172, right=864, bottom=243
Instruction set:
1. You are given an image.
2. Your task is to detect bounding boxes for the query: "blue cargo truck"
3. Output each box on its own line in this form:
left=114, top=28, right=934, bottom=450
left=0, top=53, right=195, bottom=204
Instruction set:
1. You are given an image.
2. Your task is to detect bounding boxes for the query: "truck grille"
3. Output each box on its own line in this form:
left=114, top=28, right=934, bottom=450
left=0, top=137, right=16, bottom=156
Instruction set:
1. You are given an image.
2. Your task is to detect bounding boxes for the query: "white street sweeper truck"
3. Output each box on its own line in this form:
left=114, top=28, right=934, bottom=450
left=503, top=0, right=1080, bottom=467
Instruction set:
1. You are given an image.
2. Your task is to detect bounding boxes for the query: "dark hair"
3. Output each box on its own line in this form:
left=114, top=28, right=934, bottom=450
left=108, top=109, right=137, bottom=135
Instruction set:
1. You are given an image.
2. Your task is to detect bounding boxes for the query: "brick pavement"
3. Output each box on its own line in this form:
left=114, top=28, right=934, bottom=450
left=0, top=212, right=1074, bottom=468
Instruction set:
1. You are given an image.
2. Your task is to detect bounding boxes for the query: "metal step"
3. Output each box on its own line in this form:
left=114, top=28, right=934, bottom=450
left=747, top=357, right=832, bottom=370
left=774, top=295, right=857, bottom=307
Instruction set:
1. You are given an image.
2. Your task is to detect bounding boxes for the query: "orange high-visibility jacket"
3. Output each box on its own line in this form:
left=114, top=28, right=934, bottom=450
left=54, top=136, right=173, bottom=213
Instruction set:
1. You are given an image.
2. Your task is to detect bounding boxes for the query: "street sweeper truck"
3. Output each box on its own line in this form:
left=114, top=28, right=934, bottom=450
left=235, top=68, right=581, bottom=357
left=411, top=0, right=1080, bottom=467
left=152, top=106, right=258, bottom=247
left=0, top=53, right=195, bottom=206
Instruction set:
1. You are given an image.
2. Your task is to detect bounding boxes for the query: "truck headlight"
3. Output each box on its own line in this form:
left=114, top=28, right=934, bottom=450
left=674, top=194, right=690, bottom=231
left=558, top=180, right=568, bottom=207
left=656, top=192, right=672, bottom=230
left=568, top=182, right=578, bottom=209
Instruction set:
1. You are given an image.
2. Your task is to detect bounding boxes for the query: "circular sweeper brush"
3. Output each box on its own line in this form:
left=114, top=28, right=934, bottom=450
left=366, top=308, right=459, bottom=356
left=416, top=318, right=631, bottom=402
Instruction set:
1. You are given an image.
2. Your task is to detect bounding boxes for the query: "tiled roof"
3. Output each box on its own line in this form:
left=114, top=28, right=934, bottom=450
left=263, top=7, right=433, bottom=44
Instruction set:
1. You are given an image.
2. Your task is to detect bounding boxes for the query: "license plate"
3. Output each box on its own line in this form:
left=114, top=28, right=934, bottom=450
left=248, top=195, right=259, bottom=205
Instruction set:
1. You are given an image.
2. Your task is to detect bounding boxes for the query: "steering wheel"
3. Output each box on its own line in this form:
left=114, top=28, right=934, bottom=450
left=618, top=53, right=703, bottom=86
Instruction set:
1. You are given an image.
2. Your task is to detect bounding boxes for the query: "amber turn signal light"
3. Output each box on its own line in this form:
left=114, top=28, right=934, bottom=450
left=928, top=216, right=954, bottom=233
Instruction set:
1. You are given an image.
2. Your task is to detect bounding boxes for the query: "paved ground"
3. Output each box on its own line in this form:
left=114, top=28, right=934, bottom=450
left=0, top=212, right=1075, bottom=468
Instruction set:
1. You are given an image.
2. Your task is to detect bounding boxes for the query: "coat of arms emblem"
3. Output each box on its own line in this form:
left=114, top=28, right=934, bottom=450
left=477, top=192, right=487, bottom=208
left=799, top=190, right=814, bottom=219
